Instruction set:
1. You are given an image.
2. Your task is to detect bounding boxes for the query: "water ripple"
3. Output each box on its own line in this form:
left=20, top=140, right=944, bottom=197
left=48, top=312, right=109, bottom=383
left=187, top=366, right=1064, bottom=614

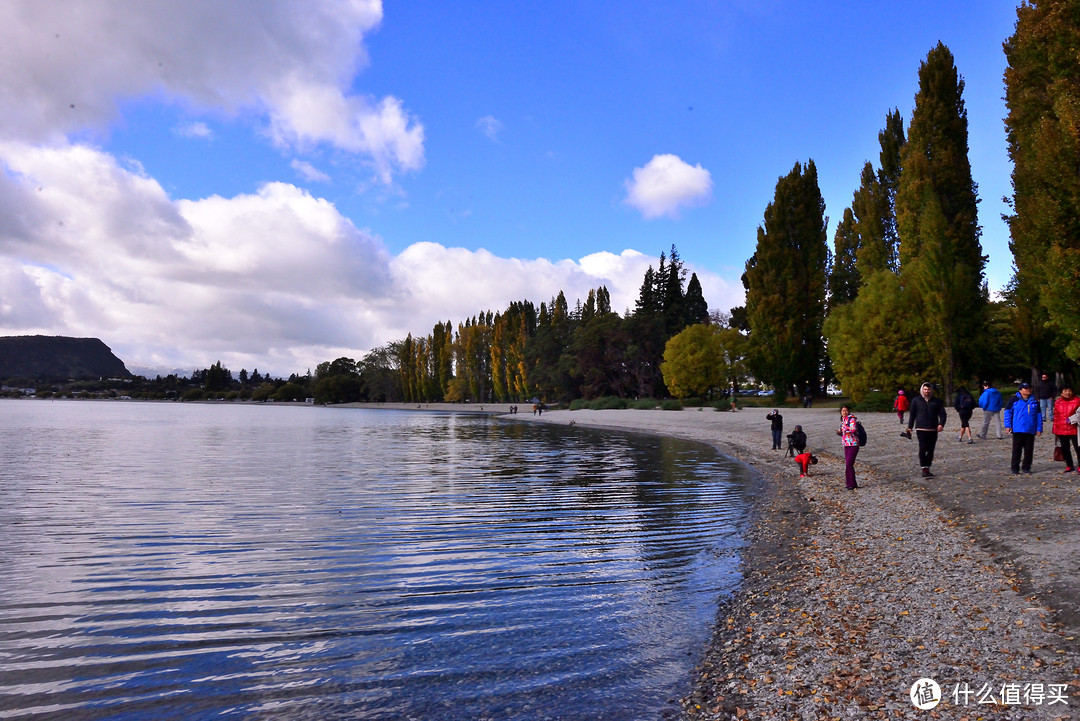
left=0, top=401, right=755, bottom=720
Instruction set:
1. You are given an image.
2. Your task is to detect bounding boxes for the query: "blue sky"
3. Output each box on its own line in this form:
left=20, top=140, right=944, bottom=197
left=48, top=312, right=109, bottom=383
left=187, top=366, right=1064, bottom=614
left=0, top=1, right=1021, bottom=376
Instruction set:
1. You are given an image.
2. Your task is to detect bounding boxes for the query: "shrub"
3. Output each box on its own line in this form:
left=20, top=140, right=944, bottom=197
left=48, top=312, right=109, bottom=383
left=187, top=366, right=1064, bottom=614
left=660, top=399, right=684, bottom=410
left=854, top=390, right=894, bottom=413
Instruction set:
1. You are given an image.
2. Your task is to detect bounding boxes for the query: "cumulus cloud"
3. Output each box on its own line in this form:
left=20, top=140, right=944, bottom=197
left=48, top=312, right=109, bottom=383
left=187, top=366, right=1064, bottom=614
left=475, top=115, right=503, bottom=142
left=623, top=154, right=713, bottom=219
left=0, top=0, right=423, bottom=183
left=0, top=141, right=741, bottom=375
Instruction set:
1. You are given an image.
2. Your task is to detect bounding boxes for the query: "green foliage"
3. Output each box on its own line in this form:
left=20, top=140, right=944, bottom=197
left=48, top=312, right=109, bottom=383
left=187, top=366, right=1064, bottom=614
left=896, top=42, right=986, bottom=390
left=743, top=160, right=830, bottom=397
left=272, top=382, right=307, bottom=402
left=823, top=270, right=929, bottom=402
left=1005, top=0, right=1080, bottom=363
left=661, top=324, right=723, bottom=399
left=660, top=399, right=684, bottom=410
left=853, top=390, right=895, bottom=413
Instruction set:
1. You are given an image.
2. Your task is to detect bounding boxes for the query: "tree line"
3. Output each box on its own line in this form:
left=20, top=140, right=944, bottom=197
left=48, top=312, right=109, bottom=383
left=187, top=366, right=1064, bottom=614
left=309, top=7, right=1080, bottom=406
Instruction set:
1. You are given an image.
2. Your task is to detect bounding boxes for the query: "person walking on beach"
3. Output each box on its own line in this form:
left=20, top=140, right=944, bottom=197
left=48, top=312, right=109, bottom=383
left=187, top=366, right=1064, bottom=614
left=893, top=390, right=909, bottom=424
left=766, top=409, right=784, bottom=450
left=837, top=405, right=860, bottom=490
left=1038, top=372, right=1057, bottom=424
left=953, top=386, right=976, bottom=444
left=1052, top=385, right=1080, bottom=474
left=906, top=382, right=947, bottom=478
left=786, top=424, right=807, bottom=458
left=1005, top=382, right=1043, bottom=474
left=977, top=380, right=1004, bottom=440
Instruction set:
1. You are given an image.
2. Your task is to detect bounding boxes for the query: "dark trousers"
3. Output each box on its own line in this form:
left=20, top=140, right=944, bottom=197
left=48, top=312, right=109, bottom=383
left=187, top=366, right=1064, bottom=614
left=1056, top=434, right=1079, bottom=469
left=1011, top=432, right=1036, bottom=472
left=772, top=429, right=782, bottom=449
left=844, top=445, right=859, bottom=488
left=916, top=430, right=939, bottom=468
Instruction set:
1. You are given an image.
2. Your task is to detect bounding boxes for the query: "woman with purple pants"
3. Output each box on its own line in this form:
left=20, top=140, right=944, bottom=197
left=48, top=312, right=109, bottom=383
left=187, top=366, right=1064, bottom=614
left=837, top=405, right=860, bottom=490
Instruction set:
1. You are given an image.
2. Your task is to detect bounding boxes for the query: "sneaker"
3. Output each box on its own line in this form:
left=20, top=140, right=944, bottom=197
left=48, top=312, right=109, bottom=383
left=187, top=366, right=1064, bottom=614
left=1064, top=468, right=1075, bottom=474
left=921, top=467, right=930, bottom=478
left=967, top=439, right=974, bottom=444
left=1022, top=469, right=1033, bottom=474
left=976, top=434, right=986, bottom=440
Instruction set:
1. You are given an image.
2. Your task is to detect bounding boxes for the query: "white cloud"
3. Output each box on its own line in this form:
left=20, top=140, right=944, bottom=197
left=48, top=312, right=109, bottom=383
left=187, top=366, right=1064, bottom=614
left=623, top=153, right=713, bottom=219
left=475, top=115, right=503, bottom=142
left=174, top=121, right=214, bottom=140
left=0, top=0, right=423, bottom=184
left=0, top=142, right=741, bottom=375
left=291, top=159, right=331, bottom=183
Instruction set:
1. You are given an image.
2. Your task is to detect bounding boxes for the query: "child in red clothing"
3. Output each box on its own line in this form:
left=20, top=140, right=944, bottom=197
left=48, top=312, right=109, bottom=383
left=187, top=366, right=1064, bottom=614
left=794, top=452, right=818, bottom=477
left=894, top=390, right=910, bottom=424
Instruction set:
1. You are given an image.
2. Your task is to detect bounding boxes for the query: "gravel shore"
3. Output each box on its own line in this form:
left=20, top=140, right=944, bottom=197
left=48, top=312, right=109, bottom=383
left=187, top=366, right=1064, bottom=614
left=511, top=405, right=1080, bottom=720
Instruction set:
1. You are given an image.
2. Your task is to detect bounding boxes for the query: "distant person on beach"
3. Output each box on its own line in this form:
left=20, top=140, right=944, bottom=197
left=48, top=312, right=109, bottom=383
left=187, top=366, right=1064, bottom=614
left=1053, top=385, right=1080, bottom=474
left=1038, top=372, right=1057, bottom=424
left=766, top=409, right=784, bottom=450
left=906, top=382, right=947, bottom=478
left=794, top=451, right=818, bottom=478
left=837, top=405, right=860, bottom=490
left=893, top=390, right=909, bottom=424
left=977, top=380, right=1004, bottom=440
left=786, top=425, right=807, bottom=458
left=1005, top=382, right=1043, bottom=475
left=953, top=386, right=976, bottom=444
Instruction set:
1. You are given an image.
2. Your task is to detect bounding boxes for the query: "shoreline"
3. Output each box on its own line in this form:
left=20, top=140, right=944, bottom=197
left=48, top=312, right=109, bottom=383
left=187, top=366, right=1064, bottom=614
left=398, top=403, right=1080, bottom=719
left=338, top=402, right=1080, bottom=716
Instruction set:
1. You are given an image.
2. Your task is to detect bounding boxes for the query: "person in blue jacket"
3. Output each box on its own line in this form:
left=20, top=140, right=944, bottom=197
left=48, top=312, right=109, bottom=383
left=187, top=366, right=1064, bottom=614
left=1004, top=382, right=1043, bottom=474
left=977, top=380, right=1004, bottom=440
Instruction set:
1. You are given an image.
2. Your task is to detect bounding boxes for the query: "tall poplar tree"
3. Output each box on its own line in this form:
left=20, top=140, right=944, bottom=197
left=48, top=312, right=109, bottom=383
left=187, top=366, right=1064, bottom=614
left=896, top=42, right=986, bottom=390
left=1004, top=0, right=1080, bottom=363
left=744, top=160, right=830, bottom=396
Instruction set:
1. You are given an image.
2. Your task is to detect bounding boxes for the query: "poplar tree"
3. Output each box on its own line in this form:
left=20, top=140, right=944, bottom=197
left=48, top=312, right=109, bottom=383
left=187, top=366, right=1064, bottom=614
left=744, top=160, right=830, bottom=396
left=1004, top=0, right=1080, bottom=362
left=896, top=42, right=986, bottom=390
left=829, top=208, right=860, bottom=307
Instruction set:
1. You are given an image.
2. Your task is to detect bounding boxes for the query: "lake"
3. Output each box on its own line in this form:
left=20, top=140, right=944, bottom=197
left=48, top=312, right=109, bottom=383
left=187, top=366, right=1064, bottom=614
left=0, top=401, right=757, bottom=720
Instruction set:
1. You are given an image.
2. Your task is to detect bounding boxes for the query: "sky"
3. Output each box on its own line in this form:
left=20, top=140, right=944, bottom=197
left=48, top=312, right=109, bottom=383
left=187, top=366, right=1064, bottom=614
left=0, top=0, right=1022, bottom=377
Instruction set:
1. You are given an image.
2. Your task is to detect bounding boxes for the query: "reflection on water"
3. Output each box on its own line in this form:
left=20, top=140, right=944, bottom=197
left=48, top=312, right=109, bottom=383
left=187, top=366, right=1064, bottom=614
left=0, top=401, right=756, bottom=720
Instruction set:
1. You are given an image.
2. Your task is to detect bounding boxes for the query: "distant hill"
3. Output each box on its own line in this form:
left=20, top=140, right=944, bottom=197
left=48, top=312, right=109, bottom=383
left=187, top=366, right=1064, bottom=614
left=0, top=336, right=131, bottom=381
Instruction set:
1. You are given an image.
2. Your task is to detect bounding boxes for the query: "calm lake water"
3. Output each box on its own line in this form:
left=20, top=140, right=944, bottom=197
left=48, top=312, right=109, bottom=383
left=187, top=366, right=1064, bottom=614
left=0, top=401, right=757, bottom=720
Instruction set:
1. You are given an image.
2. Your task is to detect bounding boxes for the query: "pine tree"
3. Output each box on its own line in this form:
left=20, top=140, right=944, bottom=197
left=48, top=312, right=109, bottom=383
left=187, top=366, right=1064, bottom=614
left=1004, top=0, right=1080, bottom=362
left=896, top=42, right=986, bottom=389
left=744, top=160, right=830, bottom=397
left=684, top=273, right=709, bottom=325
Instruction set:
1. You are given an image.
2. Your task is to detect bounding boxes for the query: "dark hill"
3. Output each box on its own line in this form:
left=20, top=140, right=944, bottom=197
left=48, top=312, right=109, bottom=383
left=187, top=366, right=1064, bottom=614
left=0, top=336, right=131, bottom=381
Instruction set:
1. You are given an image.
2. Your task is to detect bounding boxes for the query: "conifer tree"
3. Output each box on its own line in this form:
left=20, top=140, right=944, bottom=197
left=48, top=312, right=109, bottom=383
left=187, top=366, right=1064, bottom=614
left=1004, top=0, right=1080, bottom=362
left=684, top=273, right=709, bottom=325
left=829, top=208, right=860, bottom=307
left=744, top=160, right=830, bottom=396
left=896, top=42, right=986, bottom=389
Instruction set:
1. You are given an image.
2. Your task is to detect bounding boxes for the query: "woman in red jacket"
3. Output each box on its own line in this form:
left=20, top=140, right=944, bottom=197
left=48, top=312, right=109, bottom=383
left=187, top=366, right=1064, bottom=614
left=1053, top=386, right=1080, bottom=473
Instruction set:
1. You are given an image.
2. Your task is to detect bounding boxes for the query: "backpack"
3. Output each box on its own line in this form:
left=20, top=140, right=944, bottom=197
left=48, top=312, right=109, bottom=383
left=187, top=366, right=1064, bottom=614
left=856, top=421, right=867, bottom=447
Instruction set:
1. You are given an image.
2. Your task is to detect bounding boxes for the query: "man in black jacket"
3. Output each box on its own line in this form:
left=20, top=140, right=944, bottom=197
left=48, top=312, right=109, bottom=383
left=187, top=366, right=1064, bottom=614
left=766, top=409, right=784, bottom=450
left=906, top=382, right=948, bottom=477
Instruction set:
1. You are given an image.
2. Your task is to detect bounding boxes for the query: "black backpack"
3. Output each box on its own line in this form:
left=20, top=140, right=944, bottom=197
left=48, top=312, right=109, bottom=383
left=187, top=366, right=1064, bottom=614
left=856, top=421, right=867, bottom=447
